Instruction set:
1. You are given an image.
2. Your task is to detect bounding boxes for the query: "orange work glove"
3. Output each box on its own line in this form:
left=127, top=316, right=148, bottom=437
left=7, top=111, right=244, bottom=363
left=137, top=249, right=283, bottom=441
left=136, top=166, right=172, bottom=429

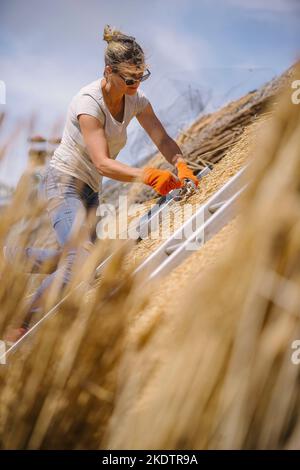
left=175, top=160, right=199, bottom=187
left=142, top=167, right=182, bottom=196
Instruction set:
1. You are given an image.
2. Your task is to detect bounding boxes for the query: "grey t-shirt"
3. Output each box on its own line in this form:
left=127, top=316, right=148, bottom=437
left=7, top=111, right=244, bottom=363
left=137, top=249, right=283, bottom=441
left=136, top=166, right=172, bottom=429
left=49, top=78, right=150, bottom=195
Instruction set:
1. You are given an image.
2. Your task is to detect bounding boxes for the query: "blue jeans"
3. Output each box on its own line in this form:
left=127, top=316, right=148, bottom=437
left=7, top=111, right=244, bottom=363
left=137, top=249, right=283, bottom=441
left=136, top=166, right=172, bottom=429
left=17, top=164, right=100, bottom=327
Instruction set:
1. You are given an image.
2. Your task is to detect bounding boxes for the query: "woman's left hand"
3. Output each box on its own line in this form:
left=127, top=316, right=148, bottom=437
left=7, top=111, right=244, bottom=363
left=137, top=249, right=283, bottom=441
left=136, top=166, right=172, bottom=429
left=175, top=160, right=199, bottom=187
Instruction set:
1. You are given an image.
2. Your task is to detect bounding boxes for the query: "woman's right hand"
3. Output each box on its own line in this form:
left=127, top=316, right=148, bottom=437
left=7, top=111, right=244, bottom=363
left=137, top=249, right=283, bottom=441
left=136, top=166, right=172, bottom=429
left=142, top=167, right=182, bottom=196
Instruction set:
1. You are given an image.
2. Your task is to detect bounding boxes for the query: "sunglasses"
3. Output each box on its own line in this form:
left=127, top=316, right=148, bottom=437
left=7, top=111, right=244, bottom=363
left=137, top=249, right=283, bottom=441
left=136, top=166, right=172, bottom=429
left=113, top=68, right=151, bottom=86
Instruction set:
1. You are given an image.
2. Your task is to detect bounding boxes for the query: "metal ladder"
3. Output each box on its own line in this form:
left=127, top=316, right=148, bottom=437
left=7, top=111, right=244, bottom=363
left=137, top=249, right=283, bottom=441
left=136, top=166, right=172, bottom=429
left=132, top=165, right=249, bottom=282
left=94, top=165, right=211, bottom=278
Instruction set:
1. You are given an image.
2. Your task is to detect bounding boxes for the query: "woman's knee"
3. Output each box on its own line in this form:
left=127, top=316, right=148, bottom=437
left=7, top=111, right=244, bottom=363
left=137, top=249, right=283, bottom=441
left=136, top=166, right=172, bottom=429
left=49, top=198, right=87, bottom=247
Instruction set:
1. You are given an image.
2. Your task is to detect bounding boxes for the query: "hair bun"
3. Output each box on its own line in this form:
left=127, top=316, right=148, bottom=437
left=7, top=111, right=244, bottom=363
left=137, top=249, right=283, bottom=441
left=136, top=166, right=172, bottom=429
left=103, top=24, right=136, bottom=44
left=103, top=24, right=115, bottom=43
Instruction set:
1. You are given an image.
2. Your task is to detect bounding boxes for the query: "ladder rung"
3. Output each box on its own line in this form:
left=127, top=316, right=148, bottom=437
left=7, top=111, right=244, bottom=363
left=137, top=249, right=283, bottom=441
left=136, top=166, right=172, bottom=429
left=165, top=241, right=184, bottom=256
left=208, top=200, right=228, bottom=214
left=165, top=234, right=203, bottom=256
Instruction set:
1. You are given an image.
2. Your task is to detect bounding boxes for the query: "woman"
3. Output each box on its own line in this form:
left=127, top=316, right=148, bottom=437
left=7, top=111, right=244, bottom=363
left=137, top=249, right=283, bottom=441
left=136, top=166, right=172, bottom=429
left=5, top=25, right=199, bottom=342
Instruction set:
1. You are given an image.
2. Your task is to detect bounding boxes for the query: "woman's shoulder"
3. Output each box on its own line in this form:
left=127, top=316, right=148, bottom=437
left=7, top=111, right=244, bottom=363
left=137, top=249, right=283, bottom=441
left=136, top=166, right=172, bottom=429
left=76, top=78, right=102, bottom=101
left=135, top=87, right=148, bottom=101
left=71, top=79, right=105, bottom=124
left=126, top=87, right=148, bottom=103
left=131, top=87, right=150, bottom=116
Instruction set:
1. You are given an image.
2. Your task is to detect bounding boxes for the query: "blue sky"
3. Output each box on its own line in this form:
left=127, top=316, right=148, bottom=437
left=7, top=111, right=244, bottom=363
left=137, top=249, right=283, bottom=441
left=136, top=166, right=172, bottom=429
left=0, top=0, right=299, bottom=187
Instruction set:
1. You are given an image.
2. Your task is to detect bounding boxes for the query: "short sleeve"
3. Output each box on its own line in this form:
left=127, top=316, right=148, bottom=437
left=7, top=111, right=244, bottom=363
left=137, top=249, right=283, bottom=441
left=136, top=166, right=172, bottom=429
left=75, top=93, right=105, bottom=126
left=135, top=89, right=150, bottom=116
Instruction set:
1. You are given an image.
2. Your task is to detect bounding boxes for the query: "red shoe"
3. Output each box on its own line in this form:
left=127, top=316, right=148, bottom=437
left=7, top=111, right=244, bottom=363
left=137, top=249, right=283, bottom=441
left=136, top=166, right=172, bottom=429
left=4, top=326, right=28, bottom=344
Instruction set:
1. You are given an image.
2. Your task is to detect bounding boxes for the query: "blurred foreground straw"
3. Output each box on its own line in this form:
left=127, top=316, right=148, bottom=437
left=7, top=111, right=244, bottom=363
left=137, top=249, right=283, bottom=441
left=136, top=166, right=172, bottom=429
left=0, top=164, right=141, bottom=449
left=105, top=61, right=300, bottom=450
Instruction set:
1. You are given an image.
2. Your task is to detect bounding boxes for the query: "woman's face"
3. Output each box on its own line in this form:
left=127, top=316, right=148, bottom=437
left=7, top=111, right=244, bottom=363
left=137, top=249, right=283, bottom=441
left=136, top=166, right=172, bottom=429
left=105, top=63, right=145, bottom=95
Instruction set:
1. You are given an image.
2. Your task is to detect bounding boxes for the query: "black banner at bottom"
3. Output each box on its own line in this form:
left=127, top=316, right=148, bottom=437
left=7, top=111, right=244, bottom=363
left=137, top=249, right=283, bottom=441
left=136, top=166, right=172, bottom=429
left=0, top=450, right=299, bottom=466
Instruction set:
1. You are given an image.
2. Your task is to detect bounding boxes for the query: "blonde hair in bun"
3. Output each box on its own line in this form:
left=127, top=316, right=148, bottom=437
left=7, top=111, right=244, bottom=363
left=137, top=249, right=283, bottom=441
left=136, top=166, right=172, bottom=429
left=102, top=24, right=147, bottom=75
left=103, top=24, right=133, bottom=43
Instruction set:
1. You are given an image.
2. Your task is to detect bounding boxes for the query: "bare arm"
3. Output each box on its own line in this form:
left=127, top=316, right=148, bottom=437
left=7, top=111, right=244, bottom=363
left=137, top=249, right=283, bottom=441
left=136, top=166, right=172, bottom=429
left=136, top=103, right=185, bottom=166
left=78, top=113, right=143, bottom=183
